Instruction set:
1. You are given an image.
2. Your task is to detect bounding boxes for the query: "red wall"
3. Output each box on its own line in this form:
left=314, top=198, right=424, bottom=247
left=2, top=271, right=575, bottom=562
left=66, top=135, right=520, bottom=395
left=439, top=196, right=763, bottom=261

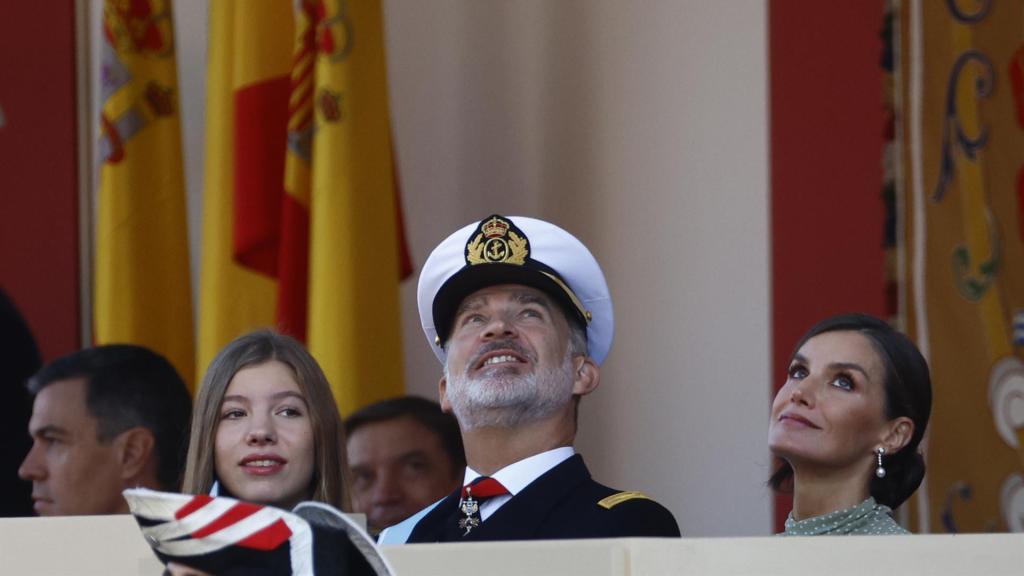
left=0, top=1, right=81, bottom=360
left=770, top=0, right=888, bottom=530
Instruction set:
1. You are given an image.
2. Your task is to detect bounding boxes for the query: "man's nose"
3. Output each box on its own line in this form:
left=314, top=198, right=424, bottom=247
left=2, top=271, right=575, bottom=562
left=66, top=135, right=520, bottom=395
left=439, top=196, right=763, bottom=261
left=482, top=314, right=517, bottom=340
left=18, top=442, right=45, bottom=481
left=371, top=469, right=403, bottom=504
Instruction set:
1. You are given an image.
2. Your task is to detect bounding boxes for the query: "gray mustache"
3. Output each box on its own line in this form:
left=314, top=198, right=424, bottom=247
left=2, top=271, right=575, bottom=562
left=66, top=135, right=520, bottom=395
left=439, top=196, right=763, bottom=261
left=469, top=340, right=535, bottom=366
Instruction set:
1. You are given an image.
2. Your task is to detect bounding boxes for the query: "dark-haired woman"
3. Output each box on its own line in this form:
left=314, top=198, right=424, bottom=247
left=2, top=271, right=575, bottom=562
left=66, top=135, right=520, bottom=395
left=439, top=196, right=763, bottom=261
left=768, top=313, right=931, bottom=535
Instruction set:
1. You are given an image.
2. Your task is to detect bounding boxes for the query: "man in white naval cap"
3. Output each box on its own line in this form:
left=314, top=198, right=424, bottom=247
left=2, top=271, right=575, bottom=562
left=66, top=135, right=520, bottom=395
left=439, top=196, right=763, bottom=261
left=382, top=214, right=679, bottom=543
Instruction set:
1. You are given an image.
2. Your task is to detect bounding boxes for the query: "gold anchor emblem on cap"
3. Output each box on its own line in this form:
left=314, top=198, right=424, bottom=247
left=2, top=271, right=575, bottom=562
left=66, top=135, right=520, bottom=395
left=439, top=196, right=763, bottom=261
left=466, top=216, right=528, bottom=266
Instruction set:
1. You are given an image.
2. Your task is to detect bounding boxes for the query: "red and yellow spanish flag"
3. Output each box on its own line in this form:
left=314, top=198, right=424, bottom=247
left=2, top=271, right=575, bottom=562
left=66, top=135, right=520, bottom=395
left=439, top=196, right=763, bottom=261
left=199, top=0, right=407, bottom=415
left=304, top=0, right=406, bottom=413
left=95, top=0, right=194, bottom=388
left=197, top=0, right=288, bottom=380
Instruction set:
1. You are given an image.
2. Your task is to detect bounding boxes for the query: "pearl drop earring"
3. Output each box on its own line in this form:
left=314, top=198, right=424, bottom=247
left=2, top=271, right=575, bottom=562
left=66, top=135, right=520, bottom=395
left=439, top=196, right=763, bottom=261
left=875, top=447, right=886, bottom=478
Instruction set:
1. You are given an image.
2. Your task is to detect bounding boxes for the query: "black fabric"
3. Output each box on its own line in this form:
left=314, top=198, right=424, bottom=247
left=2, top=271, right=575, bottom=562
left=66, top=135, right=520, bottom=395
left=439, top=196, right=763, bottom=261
left=154, top=543, right=293, bottom=576
left=143, top=516, right=376, bottom=576
left=306, top=531, right=375, bottom=576
left=295, top=504, right=378, bottom=576
left=407, top=455, right=681, bottom=542
left=0, top=289, right=41, bottom=517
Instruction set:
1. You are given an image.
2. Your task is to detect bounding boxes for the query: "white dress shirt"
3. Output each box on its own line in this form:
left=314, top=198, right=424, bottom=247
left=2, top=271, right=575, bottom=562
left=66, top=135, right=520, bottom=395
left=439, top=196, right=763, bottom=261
left=462, top=446, right=575, bottom=521
left=377, top=446, right=576, bottom=544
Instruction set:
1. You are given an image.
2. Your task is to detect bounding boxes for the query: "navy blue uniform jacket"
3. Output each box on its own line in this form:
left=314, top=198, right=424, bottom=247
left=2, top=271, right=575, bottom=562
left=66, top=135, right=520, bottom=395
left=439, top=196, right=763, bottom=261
left=406, top=454, right=681, bottom=542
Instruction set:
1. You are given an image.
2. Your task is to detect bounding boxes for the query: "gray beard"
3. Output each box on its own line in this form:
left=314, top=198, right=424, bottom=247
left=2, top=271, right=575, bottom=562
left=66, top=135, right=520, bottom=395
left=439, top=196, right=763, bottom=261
left=444, top=351, right=576, bottom=431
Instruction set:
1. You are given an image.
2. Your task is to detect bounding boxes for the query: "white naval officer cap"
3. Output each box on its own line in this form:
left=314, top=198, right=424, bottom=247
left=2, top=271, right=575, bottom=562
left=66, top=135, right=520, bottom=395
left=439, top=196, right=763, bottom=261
left=417, top=214, right=614, bottom=366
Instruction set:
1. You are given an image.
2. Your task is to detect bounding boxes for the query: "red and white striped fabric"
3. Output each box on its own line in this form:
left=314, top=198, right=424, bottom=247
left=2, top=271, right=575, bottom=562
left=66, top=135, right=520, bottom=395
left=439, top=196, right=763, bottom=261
left=125, top=488, right=393, bottom=576
left=125, top=489, right=314, bottom=575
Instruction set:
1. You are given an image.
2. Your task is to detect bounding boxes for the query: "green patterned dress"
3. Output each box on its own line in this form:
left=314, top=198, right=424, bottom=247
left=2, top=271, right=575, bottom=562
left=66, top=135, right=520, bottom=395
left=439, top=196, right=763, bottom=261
left=781, top=497, right=909, bottom=536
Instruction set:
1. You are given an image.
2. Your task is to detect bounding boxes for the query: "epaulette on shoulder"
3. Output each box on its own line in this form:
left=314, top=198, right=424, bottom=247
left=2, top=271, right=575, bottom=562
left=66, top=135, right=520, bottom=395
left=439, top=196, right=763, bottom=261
left=597, top=491, right=651, bottom=510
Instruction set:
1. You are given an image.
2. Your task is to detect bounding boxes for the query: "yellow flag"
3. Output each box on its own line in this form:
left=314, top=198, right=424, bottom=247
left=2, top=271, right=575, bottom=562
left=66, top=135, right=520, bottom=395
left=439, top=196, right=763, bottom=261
left=306, top=0, right=404, bottom=414
left=196, top=0, right=291, bottom=381
left=95, top=0, right=193, bottom=387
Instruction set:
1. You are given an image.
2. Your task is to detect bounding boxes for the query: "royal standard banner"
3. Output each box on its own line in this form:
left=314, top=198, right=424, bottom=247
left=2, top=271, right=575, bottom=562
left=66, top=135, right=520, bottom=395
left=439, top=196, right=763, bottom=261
left=896, top=0, right=1024, bottom=532
left=96, top=0, right=194, bottom=388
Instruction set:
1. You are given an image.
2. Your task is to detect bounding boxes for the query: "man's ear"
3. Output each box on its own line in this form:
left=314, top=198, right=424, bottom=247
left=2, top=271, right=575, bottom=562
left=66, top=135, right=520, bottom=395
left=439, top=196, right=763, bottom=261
left=438, top=375, right=451, bottom=412
left=116, top=427, right=156, bottom=483
left=571, top=357, right=600, bottom=397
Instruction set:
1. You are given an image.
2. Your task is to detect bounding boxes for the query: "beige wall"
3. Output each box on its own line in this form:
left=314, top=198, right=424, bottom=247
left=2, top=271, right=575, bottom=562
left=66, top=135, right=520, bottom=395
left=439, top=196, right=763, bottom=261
left=141, top=0, right=771, bottom=536
left=3, top=514, right=1022, bottom=576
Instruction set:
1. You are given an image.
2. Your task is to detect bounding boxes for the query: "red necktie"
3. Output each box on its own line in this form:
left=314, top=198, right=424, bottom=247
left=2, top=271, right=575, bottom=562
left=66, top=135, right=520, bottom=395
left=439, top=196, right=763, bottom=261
left=461, top=476, right=509, bottom=499
left=458, top=477, right=509, bottom=535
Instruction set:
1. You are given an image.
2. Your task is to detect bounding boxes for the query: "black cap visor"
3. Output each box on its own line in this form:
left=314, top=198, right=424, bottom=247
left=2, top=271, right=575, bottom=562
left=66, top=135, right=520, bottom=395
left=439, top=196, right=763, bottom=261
left=432, top=262, right=588, bottom=346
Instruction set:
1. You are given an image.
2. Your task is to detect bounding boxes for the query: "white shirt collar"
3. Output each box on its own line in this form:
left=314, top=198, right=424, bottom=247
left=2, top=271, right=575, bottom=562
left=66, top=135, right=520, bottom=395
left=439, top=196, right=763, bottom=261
left=462, top=446, right=575, bottom=496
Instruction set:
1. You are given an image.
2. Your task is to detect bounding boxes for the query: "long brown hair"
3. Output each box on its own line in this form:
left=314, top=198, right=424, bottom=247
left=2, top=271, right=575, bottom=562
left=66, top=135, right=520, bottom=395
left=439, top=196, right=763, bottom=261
left=182, top=330, right=350, bottom=510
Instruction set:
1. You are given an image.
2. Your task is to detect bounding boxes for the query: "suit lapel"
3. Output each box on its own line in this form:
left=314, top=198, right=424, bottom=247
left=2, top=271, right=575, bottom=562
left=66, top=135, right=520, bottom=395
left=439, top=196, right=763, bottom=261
left=463, top=454, right=590, bottom=541
left=407, top=487, right=463, bottom=542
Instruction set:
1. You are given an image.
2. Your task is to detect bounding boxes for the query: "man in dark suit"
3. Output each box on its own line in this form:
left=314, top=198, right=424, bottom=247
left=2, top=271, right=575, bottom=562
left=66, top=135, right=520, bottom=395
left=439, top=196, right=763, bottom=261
left=381, top=215, right=679, bottom=543
left=18, top=345, right=192, bottom=516
left=345, top=396, right=464, bottom=534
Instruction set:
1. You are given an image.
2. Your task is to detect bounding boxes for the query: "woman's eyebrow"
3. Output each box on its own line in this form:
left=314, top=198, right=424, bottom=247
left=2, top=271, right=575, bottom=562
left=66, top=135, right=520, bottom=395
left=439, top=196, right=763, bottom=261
left=270, top=390, right=309, bottom=404
left=222, top=391, right=307, bottom=404
left=791, top=354, right=871, bottom=381
left=827, top=362, right=871, bottom=381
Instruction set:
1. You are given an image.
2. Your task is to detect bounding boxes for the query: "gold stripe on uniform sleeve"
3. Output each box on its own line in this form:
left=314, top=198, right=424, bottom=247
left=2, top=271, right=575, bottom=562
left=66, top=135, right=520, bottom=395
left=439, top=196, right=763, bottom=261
left=598, top=491, right=651, bottom=509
